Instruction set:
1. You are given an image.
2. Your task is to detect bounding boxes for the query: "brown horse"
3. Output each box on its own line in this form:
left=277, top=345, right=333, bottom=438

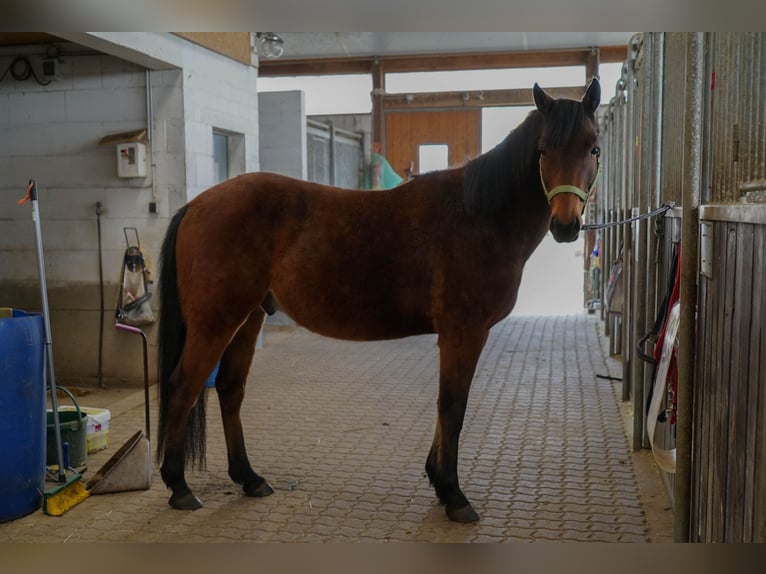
left=157, top=80, right=601, bottom=523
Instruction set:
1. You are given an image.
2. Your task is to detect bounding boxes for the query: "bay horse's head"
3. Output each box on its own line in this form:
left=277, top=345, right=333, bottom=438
left=534, top=79, right=601, bottom=243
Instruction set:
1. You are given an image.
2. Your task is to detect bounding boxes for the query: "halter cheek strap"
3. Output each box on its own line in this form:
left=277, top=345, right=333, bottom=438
left=539, top=154, right=602, bottom=205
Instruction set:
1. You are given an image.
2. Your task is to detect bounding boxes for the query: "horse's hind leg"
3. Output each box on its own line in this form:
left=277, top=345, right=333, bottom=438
left=161, top=331, right=232, bottom=510
left=426, top=327, right=488, bottom=523
left=215, top=309, right=274, bottom=498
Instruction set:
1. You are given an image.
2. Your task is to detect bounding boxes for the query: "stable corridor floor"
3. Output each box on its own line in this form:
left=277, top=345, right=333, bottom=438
left=0, top=313, right=673, bottom=542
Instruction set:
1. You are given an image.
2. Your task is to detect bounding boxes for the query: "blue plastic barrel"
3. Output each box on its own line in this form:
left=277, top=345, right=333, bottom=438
left=0, top=309, right=46, bottom=522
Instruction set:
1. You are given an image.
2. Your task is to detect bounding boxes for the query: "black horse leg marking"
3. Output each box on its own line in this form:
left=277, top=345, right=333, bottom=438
left=216, top=309, right=274, bottom=498
left=161, top=328, right=236, bottom=510
left=160, top=364, right=204, bottom=510
left=426, top=328, right=488, bottom=523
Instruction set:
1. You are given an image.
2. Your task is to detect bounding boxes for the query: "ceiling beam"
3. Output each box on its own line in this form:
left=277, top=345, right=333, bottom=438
left=382, top=86, right=587, bottom=111
left=259, top=56, right=372, bottom=77
left=258, top=46, right=628, bottom=77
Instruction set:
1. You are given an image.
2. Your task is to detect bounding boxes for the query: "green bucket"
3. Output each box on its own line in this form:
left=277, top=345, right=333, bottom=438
left=46, top=387, right=87, bottom=468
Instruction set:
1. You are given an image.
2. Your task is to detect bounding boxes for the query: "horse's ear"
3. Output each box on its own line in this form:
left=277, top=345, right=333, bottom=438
left=582, top=77, right=601, bottom=115
left=533, top=83, right=554, bottom=115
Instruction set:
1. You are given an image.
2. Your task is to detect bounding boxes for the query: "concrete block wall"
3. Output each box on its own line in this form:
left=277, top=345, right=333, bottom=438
left=258, top=91, right=307, bottom=180
left=257, top=91, right=309, bottom=328
left=0, top=37, right=260, bottom=386
left=0, top=52, right=164, bottom=386
left=177, top=41, right=260, bottom=202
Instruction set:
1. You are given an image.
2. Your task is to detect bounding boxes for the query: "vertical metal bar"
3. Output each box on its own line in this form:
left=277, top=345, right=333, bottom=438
left=610, top=94, right=630, bottom=344
left=675, top=31, right=704, bottom=544
left=651, top=33, right=665, bottom=210
left=610, top=89, right=623, bottom=329
left=145, top=69, right=158, bottom=205
left=586, top=47, right=600, bottom=83
left=701, top=35, right=714, bottom=214
left=601, top=107, right=609, bottom=325
left=371, top=57, right=385, bottom=154
left=29, top=181, right=66, bottom=482
left=602, top=100, right=614, bottom=326
left=96, top=202, right=104, bottom=389
left=140, top=329, right=150, bottom=441
left=329, top=120, right=336, bottom=186
left=644, top=32, right=664, bottom=444
left=623, top=35, right=641, bottom=404
left=114, top=323, right=152, bottom=440
left=611, top=85, right=627, bottom=338
left=632, top=32, right=653, bottom=451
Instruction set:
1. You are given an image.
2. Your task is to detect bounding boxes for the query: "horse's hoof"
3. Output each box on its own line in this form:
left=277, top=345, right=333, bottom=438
left=169, top=492, right=203, bottom=510
left=446, top=502, right=480, bottom=523
left=243, top=480, right=275, bottom=498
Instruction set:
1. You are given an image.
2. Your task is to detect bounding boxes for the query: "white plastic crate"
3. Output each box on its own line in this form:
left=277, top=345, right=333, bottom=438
left=58, top=406, right=110, bottom=454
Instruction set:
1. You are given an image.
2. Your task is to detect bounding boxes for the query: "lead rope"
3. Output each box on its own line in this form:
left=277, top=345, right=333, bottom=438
left=582, top=201, right=676, bottom=231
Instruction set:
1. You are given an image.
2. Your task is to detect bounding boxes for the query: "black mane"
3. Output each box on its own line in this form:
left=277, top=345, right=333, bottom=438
left=463, top=97, right=594, bottom=220
left=462, top=110, right=543, bottom=219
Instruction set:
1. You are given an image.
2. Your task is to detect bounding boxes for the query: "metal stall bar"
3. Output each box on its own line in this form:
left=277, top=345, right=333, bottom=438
left=614, top=86, right=628, bottom=362
left=632, top=33, right=653, bottom=451
left=600, top=101, right=611, bottom=328
left=601, top=99, right=615, bottom=331
left=633, top=32, right=667, bottom=454
left=676, top=31, right=704, bottom=544
left=601, top=77, right=628, bottom=358
left=622, top=35, right=642, bottom=406
left=644, top=31, right=664, bottom=384
left=307, top=118, right=365, bottom=189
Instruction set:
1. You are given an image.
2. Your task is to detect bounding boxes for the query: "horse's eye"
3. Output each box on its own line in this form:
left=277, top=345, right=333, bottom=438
left=591, top=146, right=600, bottom=157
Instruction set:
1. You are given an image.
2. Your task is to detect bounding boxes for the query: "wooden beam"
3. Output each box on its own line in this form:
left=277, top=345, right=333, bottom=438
left=382, top=86, right=586, bottom=111
left=382, top=49, right=590, bottom=73
left=258, top=46, right=629, bottom=77
left=258, top=57, right=373, bottom=77
left=586, top=48, right=600, bottom=83
left=175, top=33, right=252, bottom=66
left=600, top=45, right=629, bottom=63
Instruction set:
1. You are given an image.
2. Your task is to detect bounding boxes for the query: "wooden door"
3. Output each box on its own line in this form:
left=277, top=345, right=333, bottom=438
left=384, top=110, right=481, bottom=180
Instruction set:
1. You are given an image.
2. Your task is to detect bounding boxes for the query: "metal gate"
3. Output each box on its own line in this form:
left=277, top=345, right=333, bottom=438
left=307, top=118, right=364, bottom=189
left=594, top=32, right=766, bottom=542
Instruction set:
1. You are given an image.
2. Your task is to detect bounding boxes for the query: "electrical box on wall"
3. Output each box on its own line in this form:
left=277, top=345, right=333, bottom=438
left=116, top=142, right=147, bottom=178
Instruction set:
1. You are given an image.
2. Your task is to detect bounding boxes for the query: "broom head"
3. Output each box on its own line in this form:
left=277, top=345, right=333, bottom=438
left=42, top=472, right=90, bottom=516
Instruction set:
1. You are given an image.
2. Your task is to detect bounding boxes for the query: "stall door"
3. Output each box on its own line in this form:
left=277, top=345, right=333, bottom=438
left=385, top=110, right=482, bottom=180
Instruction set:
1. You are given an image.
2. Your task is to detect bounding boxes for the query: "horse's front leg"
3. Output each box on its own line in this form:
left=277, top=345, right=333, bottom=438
left=426, top=327, right=488, bottom=523
left=216, top=309, right=274, bottom=498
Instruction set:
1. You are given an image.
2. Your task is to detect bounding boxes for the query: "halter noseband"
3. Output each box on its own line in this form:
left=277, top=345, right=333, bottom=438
left=539, top=153, right=602, bottom=206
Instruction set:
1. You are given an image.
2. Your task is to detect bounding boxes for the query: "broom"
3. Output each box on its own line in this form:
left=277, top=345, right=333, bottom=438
left=19, top=180, right=89, bottom=515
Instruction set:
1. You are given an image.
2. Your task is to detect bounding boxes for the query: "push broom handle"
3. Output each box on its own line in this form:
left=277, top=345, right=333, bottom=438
left=23, top=179, right=67, bottom=482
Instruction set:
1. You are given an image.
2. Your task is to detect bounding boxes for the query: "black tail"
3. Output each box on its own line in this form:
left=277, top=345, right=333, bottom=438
left=156, top=204, right=207, bottom=468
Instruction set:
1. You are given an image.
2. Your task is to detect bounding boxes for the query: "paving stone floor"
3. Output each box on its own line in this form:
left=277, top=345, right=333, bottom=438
left=0, top=313, right=673, bottom=542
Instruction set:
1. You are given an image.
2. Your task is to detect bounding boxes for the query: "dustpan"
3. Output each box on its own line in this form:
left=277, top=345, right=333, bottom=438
left=86, top=430, right=151, bottom=493
left=86, top=323, right=152, bottom=494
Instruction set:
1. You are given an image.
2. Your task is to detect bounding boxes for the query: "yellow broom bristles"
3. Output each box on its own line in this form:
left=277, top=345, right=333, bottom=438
left=42, top=478, right=90, bottom=516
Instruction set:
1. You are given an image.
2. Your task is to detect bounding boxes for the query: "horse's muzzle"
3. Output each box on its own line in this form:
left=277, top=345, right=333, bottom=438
left=550, top=216, right=581, bottom=243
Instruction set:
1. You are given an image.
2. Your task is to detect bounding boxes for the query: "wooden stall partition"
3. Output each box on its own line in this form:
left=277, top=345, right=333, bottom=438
left=693, top=207, right=766, bottom=542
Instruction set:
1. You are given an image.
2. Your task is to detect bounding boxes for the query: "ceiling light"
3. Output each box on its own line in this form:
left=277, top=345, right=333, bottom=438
left=257, top=33, right=284, bottom=60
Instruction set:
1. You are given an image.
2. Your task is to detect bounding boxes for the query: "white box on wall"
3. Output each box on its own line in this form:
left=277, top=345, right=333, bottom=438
left=116, top=142, right=147, bottom=178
